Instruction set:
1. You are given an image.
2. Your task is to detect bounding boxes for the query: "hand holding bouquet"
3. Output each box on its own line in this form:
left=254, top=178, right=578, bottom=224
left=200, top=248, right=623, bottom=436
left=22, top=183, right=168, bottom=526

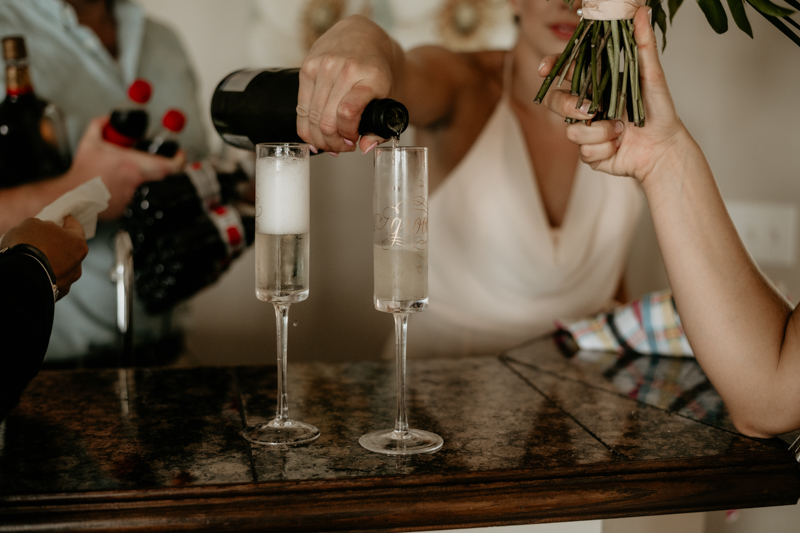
left=535, top=0, right=798, bottom=126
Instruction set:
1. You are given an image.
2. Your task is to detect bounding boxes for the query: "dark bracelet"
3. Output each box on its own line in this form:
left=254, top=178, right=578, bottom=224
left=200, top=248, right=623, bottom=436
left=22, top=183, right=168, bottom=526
left=0, top=243, right=59, bottom=302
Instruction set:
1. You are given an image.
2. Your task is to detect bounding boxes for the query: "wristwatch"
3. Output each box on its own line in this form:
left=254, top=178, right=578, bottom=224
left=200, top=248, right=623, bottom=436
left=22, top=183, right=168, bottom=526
left=0, top=243, right=59, bottom=302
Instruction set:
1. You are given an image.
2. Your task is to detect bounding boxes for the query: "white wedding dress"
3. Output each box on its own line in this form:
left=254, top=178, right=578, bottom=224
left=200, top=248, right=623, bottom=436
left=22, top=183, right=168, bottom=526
left=403, top=54, right=643, bottom=359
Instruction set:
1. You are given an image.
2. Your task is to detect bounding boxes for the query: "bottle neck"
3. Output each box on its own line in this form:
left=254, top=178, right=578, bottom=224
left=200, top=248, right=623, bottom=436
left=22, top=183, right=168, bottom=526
left=5, top=62, right=34, bottom=97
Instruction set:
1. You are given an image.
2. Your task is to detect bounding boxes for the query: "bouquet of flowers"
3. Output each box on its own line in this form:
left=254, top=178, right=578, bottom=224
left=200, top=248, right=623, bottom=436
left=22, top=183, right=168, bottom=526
left=534, top=0, right=799, bottom=126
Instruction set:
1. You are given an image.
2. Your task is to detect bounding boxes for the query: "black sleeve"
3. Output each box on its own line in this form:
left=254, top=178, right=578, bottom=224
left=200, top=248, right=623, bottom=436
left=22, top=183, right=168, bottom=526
left=0, top=253, right=55, bottom=421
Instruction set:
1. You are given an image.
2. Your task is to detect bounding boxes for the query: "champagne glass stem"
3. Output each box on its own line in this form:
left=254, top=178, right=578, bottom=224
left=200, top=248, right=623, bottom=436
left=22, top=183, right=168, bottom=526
left=393, top=312, right=410, bottom=434
left=274, top=303, right=290, bottom=423
left=359, top=145, right=441, bottom=455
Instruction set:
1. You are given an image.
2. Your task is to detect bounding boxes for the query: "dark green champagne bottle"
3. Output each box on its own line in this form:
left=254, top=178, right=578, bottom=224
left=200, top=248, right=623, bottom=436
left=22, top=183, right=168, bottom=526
left=133, top=206, right=255, bottom=314
left=210, top=68, right=408, bottom=151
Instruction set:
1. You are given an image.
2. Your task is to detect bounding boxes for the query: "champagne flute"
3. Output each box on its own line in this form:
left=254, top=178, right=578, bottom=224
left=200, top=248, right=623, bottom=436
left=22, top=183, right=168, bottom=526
left=243, top=142, right=319, bottom=446
left=359, top=146, right=443, bottom=455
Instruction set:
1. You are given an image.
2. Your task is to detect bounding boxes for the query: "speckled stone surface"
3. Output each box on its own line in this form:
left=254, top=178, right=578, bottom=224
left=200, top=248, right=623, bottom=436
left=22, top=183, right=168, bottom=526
left=0, top=336, right=797, bottom=497
left=0, top=367, right=251, bottom=493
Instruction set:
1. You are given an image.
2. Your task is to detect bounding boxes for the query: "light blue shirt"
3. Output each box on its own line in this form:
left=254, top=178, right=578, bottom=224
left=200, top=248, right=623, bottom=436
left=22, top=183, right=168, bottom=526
left=0, top=0, right=210, bottom=361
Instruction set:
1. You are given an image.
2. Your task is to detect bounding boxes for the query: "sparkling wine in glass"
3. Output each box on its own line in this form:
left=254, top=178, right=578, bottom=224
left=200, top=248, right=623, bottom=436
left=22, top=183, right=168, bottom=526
left=243, top=142, right=319, bottom=446
left=359, top=146, right=443, bottom=455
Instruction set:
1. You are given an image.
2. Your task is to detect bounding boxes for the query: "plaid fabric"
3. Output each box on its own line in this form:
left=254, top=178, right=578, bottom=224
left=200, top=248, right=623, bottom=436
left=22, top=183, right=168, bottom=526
left=569, top=347, right=725, bottom=426
left=556, top=290, right=694, bottom=357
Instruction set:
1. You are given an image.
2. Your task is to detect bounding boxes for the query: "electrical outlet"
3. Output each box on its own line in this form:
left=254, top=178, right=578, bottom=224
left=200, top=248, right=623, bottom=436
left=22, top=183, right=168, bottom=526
left=726, top=200, right=797, bottom=267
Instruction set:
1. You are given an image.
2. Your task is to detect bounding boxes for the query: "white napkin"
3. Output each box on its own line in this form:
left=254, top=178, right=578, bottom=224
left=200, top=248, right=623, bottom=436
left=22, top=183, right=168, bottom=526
left=35, top=177, right=111, bottom=239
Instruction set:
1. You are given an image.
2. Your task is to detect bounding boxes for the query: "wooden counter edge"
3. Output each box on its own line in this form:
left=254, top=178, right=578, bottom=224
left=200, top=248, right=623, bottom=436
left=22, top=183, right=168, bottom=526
left=2, top=458, right=798, bottom=532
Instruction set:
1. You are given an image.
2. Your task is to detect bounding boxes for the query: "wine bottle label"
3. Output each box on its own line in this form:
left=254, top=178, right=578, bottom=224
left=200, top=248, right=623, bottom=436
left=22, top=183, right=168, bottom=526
left=185, top=161, right=222, bottom=209
left=208, top=205, right=246, bottom=257
left=221, top=133, right=254, bottom=151
left=5, top=65, right=33, bottom=96
left=218, top=68, right=263, bottom=92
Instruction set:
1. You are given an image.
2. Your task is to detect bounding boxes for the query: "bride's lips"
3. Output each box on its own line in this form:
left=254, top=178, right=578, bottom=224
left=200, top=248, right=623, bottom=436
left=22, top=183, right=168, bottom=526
left=549, top=23, right=578, bottom=40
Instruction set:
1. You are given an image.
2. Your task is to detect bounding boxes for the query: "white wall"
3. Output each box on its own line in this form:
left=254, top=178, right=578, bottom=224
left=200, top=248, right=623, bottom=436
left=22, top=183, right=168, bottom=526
left=137, top=1, right=800, bottom=529
left=135, top=0, right=800, bottom=367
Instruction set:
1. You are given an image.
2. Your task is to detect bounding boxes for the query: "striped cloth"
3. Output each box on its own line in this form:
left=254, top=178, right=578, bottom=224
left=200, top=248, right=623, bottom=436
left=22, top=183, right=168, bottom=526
left=555, top=290, right=694, bottom=357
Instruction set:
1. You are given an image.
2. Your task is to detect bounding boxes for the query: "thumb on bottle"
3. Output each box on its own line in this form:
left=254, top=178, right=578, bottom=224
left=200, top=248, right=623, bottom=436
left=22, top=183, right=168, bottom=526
left=87, top=115, right=109, bottom=137
left=135, top=149, right=185, bottom=181
left=164, top=149, right=187, bottom=174
left=359, top=134, right=384, bottom=154
left=339, top=84, right=378, bottom=144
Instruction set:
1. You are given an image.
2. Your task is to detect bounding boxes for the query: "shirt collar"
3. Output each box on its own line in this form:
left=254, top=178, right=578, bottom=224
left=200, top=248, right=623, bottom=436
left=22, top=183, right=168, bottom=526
left=26, top=0, right=145, bottom=85
left=113, top=0, right=145, bottom=85
left=25, top=0, right=78, bottom=28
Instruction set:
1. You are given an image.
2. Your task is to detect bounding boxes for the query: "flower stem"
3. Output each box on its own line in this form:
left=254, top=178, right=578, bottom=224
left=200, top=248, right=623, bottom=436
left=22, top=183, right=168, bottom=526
left=557, top=21, right=594, bottom=88
left=571, top=38, right=589, bottom=95
left=589, top=22, right=613, bottom=115
left=608, top=20, right=620, bottom=119
left=589, top=22, right=600, bottom=113
left=536, top=15, right=644, bottom=127
left=620, top=18, right=639, bottom=126
left=534, top=18, right=587, bottom=104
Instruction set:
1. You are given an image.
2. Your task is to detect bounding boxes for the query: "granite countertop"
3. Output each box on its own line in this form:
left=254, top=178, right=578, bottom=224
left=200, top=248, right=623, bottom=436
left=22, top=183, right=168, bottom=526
left=1, top=334, right=799, bottom=532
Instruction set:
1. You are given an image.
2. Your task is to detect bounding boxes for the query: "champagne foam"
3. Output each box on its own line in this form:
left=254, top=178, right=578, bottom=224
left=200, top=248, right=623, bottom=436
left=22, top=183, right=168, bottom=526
left=256, top=156, right=310, bottom=234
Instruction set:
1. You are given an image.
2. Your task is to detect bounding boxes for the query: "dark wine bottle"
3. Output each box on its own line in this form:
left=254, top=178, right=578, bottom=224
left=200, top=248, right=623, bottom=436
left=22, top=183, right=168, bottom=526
left=210, top=68, right=409, bottom=151
left=132, top=205, right=255, bottom=314
left=102, top=79, right=151, bottom=148
left=123, top=161, right=249, bottom=253
left=135, top=108, right=185, bottom=157
left=0, top=36, right=70, bottom=188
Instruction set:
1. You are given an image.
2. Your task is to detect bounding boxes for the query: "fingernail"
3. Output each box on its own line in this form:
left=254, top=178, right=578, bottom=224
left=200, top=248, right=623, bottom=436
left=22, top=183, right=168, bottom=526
left=614, top=121, right=624, bottom=134
left=327, top=151, right=339, bottom=157
left=364, top=141, right=378, bottom=154
left=579, top=101, right=592, bottom=116
left=648, top=7, right=652, bottom=24
left=538, top=60, right=546, bottom=73
left=343, top=139, right=354, bottom=147
left=309, top=145, right=318, bottom=154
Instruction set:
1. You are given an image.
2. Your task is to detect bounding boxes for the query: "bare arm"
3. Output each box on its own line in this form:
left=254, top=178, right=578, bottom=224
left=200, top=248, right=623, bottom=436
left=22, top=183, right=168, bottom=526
left=542, top=7, right=800, bottom=438
left=296, top=15, right=476, bottom=154
left=0, top=116, right=185, bottom=234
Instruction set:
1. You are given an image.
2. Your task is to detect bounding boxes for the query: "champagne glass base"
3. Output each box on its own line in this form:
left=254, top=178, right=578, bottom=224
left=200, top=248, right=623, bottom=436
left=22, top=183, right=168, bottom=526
left=243, top=418, right=320, bottom=446
left=359, top=428, right=443, bottom=455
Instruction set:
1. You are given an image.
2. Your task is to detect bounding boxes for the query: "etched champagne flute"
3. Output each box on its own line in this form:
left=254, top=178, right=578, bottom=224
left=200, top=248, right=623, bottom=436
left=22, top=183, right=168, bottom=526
left=359, top=146, right=443, bottom=455
left=243, top=142, right=319, bottom=446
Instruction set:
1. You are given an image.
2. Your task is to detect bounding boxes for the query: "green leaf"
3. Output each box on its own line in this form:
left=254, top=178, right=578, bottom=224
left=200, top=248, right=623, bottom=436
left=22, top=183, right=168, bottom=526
left=727, top=0, right=754, bottom=37
left=655, top=3, right=669, bottom=48
left=668, top=0, right=686, bottom=22
left=746, top=0, right=795, bottom=17
left=759, top=13, right=800, bottom=47
left=647, top=0, right=669, bottom=48
left=697, top=0, right=729, bottom=33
